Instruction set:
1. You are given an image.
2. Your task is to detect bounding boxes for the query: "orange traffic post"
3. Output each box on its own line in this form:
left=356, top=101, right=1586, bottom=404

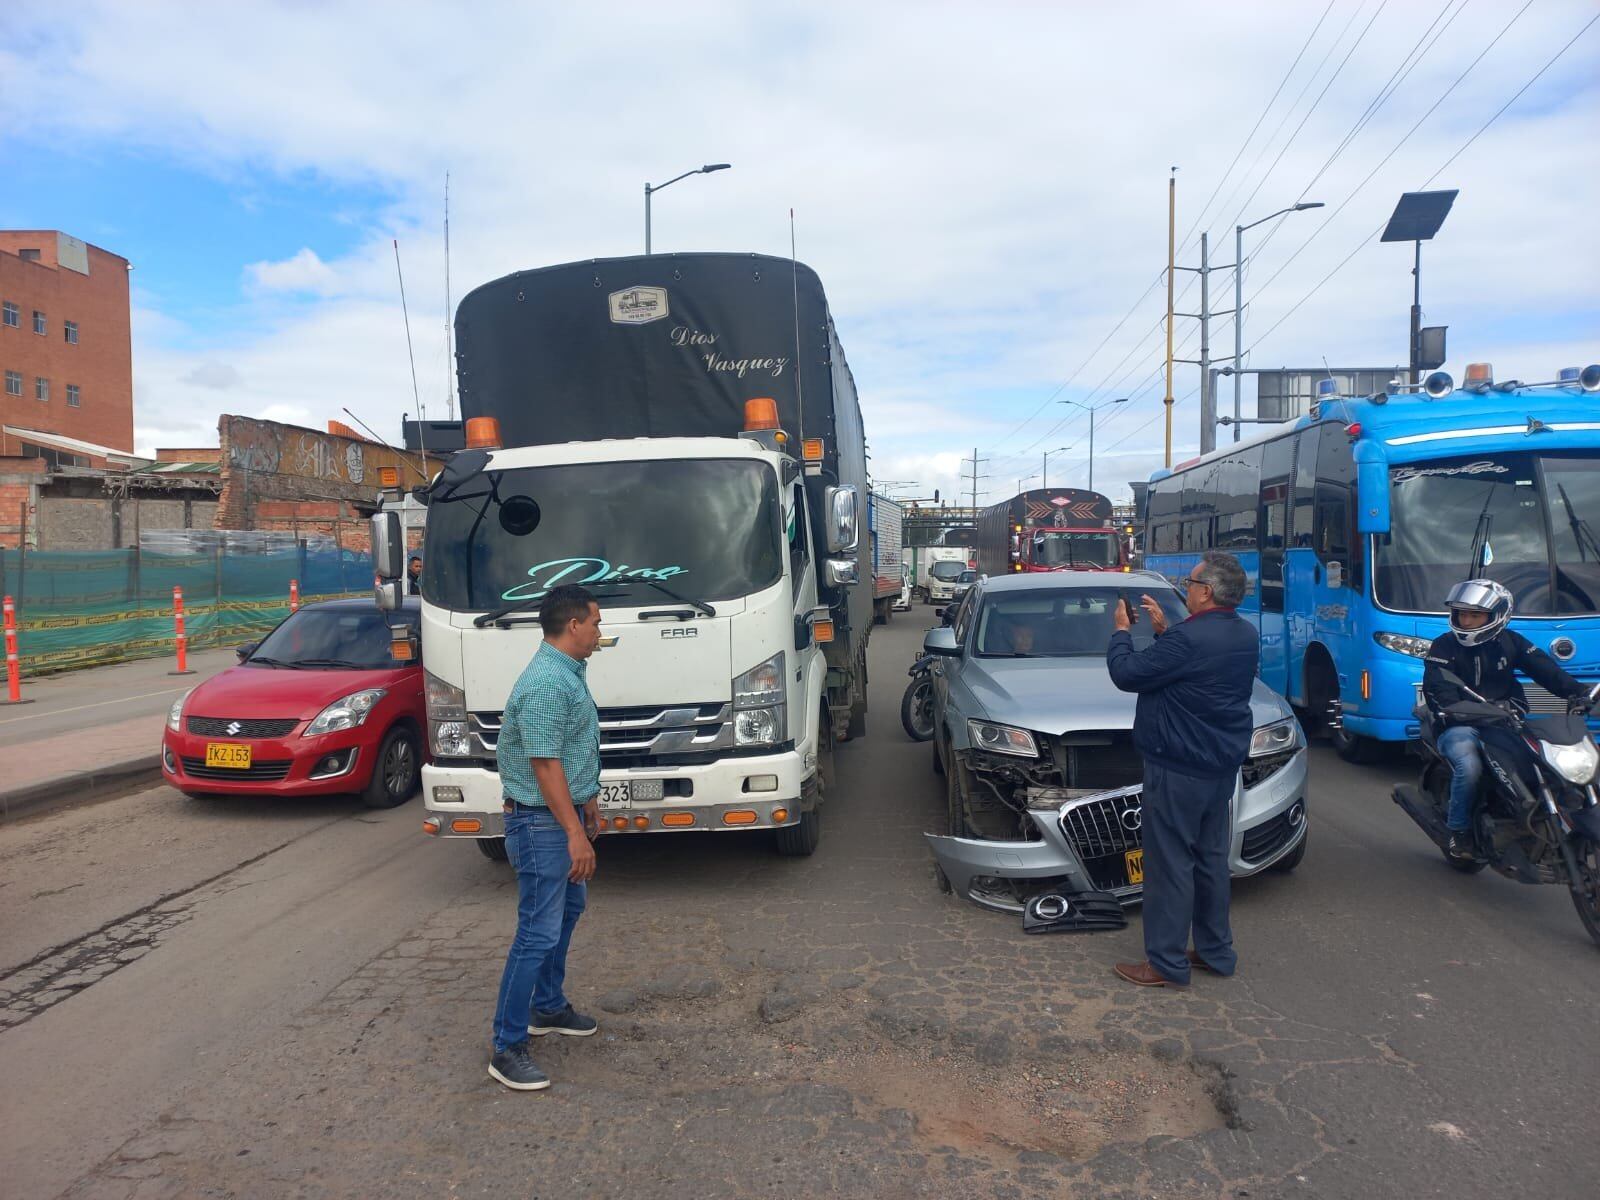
left=169, top=585, right=195, bottom=676
left=3, top=595, right=32, bottom=705
left=290, top=579, right=300, bottom=612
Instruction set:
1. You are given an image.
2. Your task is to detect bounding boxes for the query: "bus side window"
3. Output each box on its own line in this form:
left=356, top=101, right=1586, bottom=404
left=1291, top=424, right=1321, bottom=548
left=1314, top=425, right=1360, bottom=586
left=1259, top=434, right=1294, bottom=613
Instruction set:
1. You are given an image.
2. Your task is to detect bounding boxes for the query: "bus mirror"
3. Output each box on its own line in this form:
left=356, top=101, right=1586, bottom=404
left=1355, top=458, right=1391, bottom=535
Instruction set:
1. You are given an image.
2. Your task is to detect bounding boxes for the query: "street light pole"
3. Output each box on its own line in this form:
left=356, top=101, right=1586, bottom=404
left=644, top=163, right=731, bottom=255
left=1041, top=446, right=1071, bottom=491
left=1059, top=398, right=1127, bottom=494
left=1234, top=201, right=1324, bottom=441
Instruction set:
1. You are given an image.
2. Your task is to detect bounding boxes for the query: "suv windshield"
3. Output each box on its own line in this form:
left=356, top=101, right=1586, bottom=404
left=930, top=560, right=967, bottom=581
left=1034, top=531, right=1118, bottom=568
left=423, top=458, right=783, bottom=610
left=974, top=587, right=1187, bottom=657
left=250, top=607, right=415, bottom=669
left=1375, top=452, right=1600, bottom=614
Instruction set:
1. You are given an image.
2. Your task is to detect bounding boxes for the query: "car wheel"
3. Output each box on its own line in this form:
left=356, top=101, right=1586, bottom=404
left=363, top=726, right=420, bottom=808
left=1330, top=723, right=1384, bottom=764
left=476, top=836, right=509, bottom=862
left=932, top=730, right=945, bottom=776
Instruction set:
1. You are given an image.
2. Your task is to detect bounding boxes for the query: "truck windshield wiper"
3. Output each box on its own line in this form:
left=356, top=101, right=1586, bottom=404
left=474, top=595, right=542, bottom=628
left=607, top=577, right=717, bottom=617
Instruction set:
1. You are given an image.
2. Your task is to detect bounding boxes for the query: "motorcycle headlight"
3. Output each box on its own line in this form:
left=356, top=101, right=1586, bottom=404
left=1249, top=718, right=1303, bottom=758
left=967, top=719, right=1038, bottom=758
left=305, top=688, right=387, bottom=737
left=1541, top=737, right=1599, bottom=785
left=1374, top=632, right=1432, bottom=658
left=167, top=690, right=192, bottom=733
left=425, top=670, right=472, bottom=757
left=732, top=653, right=787, bottom=746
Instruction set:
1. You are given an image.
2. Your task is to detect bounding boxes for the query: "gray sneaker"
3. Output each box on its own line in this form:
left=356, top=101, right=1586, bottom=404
left=488, top=1042, right=550, bottom=1091
left=530, top=1004, right=598, bottom=1038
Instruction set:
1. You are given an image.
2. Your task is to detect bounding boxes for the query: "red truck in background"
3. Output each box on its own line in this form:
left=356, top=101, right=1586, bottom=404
left=973, top=488, right=1128, bottom=577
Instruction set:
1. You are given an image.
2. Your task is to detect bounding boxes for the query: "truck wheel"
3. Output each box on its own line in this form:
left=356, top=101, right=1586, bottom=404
left=775, top=807, right=820, bottom=856
left=476, top=836, right=509, bottom=862
left=362, top=726, right=420, bottom=808
left=873, top=599, right=888, bottom=626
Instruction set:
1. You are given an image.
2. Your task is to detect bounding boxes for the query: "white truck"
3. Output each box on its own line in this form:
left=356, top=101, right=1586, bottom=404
left=372, top=253, right=875, bottom=858
left=868, top=492, right=904, bottom=625
left=923, top=547, right=973, bottom=605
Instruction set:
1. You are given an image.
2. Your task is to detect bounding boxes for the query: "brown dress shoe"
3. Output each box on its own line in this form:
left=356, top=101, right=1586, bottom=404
left=1114, top=961, right=1187, bottom=988
left=1186, top=949, right=1222, bottom=974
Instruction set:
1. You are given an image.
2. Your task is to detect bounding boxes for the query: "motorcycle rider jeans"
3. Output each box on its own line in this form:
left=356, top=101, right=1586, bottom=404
left=1140, top=761, right=1238, bottom=985
left=1438, top=726, right=1484, bottom=833
left=492, top=805, right=587, bottom=1053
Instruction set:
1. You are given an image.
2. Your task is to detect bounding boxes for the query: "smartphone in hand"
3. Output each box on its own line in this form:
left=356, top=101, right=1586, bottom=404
left=1121, top=597, right=1137, bottom=625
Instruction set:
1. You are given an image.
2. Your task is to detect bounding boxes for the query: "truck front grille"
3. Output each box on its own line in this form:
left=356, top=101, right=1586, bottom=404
left=470, top=703, right=734, bottom=769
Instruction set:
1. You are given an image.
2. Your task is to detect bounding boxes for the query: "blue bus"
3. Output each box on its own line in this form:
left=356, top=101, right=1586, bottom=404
left=1143, top=363, right=1600, bottom=761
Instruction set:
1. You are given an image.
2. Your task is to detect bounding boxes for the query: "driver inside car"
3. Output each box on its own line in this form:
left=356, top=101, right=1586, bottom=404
left=1422, top=579, right=1592, bottom=861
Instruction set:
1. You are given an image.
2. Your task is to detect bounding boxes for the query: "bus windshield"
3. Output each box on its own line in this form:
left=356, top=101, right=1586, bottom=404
left=1374, top=452, right=1600, bottom=615
left=421, top=459, right=783, bottom=610
left=1033, top=531, right=1118, bottom=568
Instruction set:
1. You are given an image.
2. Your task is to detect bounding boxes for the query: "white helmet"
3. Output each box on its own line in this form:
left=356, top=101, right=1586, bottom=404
left=1445, top=579, right=1513, bottom=646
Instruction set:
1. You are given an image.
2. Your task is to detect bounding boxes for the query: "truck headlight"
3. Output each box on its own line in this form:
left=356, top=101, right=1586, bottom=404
left=167, top=690, right=192, bottom=733
left=733, top=653, right=787, bottom=746
left=425, top=669, right=472, bottom=757
left=1374, top=632, right=1431, bottom=658
left=1542, top=737, right=1599, bottom=785
left=305, top=688, right=387, bottom=737
left=967, top=719, right=1037, bottom=758
left=1249, top=718, right=1302, bottom=757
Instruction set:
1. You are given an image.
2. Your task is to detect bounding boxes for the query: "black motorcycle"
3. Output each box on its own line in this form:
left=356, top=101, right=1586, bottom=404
left=901, top=652, right=937, bottom=741
left=1393, top=669, right=1600, bottom=946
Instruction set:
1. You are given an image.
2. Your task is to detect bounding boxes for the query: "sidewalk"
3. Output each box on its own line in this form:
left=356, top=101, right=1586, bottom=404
left=0, top=648, right=236, bottom=819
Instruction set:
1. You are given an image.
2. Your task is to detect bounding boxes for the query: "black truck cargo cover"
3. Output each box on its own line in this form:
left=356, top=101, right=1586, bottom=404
left=454, top=253, right=856, bottom=474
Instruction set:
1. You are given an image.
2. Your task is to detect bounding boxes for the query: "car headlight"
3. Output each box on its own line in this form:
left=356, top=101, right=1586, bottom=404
left=1374, top=632, right=1431, bottom=658
left=305, top=688, right=387, bottom=737
left=1541, top=737, right=1599, bottom=785
left=425, top=670, right=472, bottom=757
left=967, top=719, right=1038, bottom=758
left=733, top=653, right=787, bottom=746
left=1249, top=718, right=1302, bottom=758
left=167, top=690, right=192, bottom=733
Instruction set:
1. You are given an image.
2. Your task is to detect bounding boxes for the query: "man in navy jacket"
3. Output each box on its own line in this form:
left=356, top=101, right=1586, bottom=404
left=1106, top=551, right=1259, bottom=988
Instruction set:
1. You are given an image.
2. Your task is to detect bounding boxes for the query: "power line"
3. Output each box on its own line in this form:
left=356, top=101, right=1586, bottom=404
left=1243, top=5, right=1598, bottom=357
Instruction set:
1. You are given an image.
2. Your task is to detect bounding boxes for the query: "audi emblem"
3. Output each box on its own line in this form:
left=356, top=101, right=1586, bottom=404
left=1120, top=806, right=1143, bottom=832
left=226, top=721, right=243, bottom=736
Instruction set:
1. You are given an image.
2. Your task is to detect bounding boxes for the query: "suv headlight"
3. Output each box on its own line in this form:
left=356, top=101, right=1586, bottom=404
left=425, top=669, right=472, bottom=757
left=967, top=719, right=1038, bottom=758
left=1374, top=632, right=1431, bottom=658
left=1541, top=737, right=1599, bottom=785
left=304, top=688, right=387, bottom=737
left=167, top=690, right=192, bottom=733
left=733, top=652, right=787, bottom=746
left=1249, top=718, right=1302, bottom=757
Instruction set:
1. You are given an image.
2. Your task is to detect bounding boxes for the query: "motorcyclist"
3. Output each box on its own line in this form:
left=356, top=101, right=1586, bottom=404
left=1422, top=579, right=1591, bottom=861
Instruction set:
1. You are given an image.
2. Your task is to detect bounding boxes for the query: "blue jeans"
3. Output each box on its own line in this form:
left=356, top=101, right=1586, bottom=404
left=1140, top=761, right=1238, bottom=985
left=1438, top=726, right=1484, bottom=832
left=492, top=805, right=587, bottom=1052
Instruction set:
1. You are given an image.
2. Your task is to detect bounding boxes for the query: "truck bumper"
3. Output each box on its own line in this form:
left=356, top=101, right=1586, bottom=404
left=420, top=749, right=810, bottom=839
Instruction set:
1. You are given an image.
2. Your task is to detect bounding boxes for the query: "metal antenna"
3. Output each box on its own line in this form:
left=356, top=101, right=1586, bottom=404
left=393, top=239, right=430, bottom=479
left=443, top=171, right=456, bottom=422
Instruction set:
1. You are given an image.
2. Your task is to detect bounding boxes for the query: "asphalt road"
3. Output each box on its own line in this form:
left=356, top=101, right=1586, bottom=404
left=1, top=615, right=1596, bottom=1199
left=0, top=649, right=235, bottom=749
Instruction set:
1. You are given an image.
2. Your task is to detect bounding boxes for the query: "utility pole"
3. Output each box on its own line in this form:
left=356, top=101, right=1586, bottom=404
left=1163, top=169, right=1177, bottom=469
left=1174, top=232, right=1236, bottom=455
left=962, top=448, right=989, bottom=513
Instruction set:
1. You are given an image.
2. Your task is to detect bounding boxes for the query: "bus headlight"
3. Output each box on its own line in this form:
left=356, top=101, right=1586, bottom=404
left=1541, top=738, right=1599, bottom=785
left=1374, top=632, right=1431, bottom=658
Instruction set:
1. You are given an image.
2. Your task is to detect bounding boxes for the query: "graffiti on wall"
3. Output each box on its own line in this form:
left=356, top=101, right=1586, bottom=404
left=223, top=416, right=429, bottom=486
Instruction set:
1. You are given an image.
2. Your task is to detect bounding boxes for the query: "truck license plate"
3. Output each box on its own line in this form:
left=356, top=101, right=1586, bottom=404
left=205, top=743, right=252, bottom=770
left=1124, top=849, right=1145, bottom=884
left=598, top=780, right=664, bottom=810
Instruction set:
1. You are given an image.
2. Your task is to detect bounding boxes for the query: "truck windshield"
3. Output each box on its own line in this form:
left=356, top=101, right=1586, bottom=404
left=1033, top=531, right=1118, bottom=567
left=422, top=459, right=783, bottom=610
left=930, top=561, right=967, bottom=582
left=1374, top=452, right=1600, bottom=615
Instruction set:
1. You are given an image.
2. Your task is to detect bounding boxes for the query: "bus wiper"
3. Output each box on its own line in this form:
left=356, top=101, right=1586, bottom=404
left=607, top=577, right=716, bottom=616
left=1557, top=483, right=1600, bottom=563
left=1466, top=486, right=1497, bottom=576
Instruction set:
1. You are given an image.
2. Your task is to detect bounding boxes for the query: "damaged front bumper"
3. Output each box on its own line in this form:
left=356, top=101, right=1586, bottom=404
left=926, top=747, right=1309, bottom=914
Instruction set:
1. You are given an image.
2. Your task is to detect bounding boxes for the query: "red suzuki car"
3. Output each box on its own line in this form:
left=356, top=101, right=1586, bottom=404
left=162, top=598, right=426, bottom=807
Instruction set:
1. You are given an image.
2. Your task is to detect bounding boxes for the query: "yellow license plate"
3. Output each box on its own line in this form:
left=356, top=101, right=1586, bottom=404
left=205, top=743, right=252, bottom=770
left=1125, top=849, right=1145, bottom=884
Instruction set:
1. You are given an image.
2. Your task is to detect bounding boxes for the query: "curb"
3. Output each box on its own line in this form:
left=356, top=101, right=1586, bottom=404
left=0, top=755, right=164, bottom=823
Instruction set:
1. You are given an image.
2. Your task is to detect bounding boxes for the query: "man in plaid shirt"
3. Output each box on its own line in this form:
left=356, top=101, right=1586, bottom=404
left=488, top=584, right=604, bottom=1091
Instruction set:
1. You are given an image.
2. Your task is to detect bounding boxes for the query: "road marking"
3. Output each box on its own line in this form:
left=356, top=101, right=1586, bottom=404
left=0, top=687, right=192, bottom=726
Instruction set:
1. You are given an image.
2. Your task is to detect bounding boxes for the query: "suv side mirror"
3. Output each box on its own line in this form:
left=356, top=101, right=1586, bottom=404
left=924, top=627, right=959, bottom=657
left=825, top=485, right=859, bottom=553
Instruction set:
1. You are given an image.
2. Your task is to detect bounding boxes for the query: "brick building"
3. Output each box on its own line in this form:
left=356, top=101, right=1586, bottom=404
left=0, top=231, right=134, bottom=468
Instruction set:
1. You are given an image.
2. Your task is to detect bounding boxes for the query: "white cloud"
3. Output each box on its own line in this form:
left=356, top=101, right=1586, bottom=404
left=8, top=0, right=1598, bottom=492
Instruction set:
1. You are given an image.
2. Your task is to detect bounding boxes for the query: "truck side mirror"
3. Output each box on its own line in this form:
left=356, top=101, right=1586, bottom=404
left=824, top=558, right=859, bottom=588
left=371, top=511, right=404, bottom=580
left=825, top=485, right=859, bottom=553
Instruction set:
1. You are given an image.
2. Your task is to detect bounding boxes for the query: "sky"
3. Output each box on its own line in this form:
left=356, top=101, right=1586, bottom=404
left=2, top=0, right=1596, bottom=506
